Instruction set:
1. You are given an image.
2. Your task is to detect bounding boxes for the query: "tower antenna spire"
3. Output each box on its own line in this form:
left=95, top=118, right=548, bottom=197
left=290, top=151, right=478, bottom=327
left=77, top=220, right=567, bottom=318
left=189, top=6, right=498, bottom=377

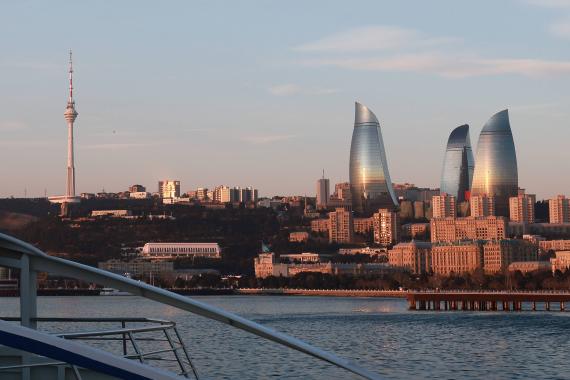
left=68, top=49, right=74, bottom=103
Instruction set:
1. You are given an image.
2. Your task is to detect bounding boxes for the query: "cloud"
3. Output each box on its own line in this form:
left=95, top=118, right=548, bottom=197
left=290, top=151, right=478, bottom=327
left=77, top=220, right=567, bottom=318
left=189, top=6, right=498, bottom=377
left=268, top=83, right=339, bottom=96
left=268, top=84, right=302, bottom=96
left=0, top=61, right=60, bottom=71
left=302, top=54, right=570, bottom=78
left=0, top=140, right=55, bottom=147
left=523, top=0, right=570, bottom=8
left=241, top=134, right=296, bottom=144
left=0, top=121, right=27, bottom=130
left=295, top=26, right=570, bottom=78
left=548, top=20, right=570, bottom=39
left=294, top=26, right=458, bottom=53
left=521, top=1, right=570, bottom=40
left=81, top=142, right=162, bottom=150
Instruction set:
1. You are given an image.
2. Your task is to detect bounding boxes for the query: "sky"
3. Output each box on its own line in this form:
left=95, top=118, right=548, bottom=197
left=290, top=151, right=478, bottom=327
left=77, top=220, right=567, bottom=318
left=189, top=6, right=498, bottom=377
left=1, top=0, right=570, bottom=199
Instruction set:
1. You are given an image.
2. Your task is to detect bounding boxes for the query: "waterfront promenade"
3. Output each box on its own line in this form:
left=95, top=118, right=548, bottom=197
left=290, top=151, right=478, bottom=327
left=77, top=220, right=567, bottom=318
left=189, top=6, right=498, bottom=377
left=407, top=290, right=570, bottom=312
left=236, top=288, right=407, bottom=297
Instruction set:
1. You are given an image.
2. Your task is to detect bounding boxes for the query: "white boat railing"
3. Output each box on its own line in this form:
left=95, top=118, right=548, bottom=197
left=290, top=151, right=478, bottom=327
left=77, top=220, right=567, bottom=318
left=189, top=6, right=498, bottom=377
left=0, top=232, right=381, bottom=380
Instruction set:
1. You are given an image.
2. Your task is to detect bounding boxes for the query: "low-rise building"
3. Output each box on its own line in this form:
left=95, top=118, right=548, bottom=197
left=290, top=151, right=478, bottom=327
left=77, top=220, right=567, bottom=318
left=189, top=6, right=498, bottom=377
left=388, top=241, right=432, bottom=274
left=130, top=191, right=151, bottom=199
left=253, top=253, right=288, bottom=278
left=551, top=251, right=570, bottom=273
left=523, top=234, right=546, bottom=246
left=91, top=210, right=132, bottom=218
left=338, top=247, right=386, bottom=257
left=401, top=223, right=429, bottom=239
left=353, top=217, right=373, bottom=234
left=289, top=231, right=309, bottom=243
left=98, top=259, right=174, bottom=277
left=430, top=216, right=508, bottom=243
left=482, top=240, right=537, bottom=274
left=141, top=243, right=221, bottom=260
left=508, top=261, right=551, bottom=273
left=431, top=241, right=484, bottom=275
left=509, top=222, right=570, bottom=239
left=539, top=240, right=570, bottom=252
left=310, top=218, right=329, bottom=234
left=253, top=252, right=398, bottom=278
left=280, top=253, right=321, bottom=263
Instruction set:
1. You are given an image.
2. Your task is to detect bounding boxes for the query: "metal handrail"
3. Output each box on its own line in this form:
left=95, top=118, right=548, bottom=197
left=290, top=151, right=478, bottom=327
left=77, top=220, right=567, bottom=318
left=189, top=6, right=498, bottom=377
left=0, top=316, right=198, bottom=379
left=0, top=232, right=381, bottom=380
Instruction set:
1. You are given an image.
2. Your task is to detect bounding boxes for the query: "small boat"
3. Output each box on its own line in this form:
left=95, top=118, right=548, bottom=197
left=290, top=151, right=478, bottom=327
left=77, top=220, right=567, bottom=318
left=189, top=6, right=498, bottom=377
left=99, top=287, right=131, bottom=296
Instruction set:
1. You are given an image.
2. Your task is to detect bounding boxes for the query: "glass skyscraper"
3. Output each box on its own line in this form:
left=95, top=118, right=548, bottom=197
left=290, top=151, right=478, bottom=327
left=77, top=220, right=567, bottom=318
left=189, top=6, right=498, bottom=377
left=440, top=124, right=475, bottom=203
left=349, top=102, right=397, bottom=214
left=471, top=109, right=518, bottom=216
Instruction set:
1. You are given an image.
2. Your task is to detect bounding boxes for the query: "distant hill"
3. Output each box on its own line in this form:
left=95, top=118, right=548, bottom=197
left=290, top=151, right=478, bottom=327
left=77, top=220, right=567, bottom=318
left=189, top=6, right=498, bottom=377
left=0, top=211, right=38, bottom=232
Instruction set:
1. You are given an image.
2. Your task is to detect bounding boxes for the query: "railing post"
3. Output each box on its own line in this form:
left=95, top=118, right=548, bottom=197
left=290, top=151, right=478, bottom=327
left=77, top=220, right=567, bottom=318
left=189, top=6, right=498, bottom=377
left=122, top=321, right=127, bottom=356
left=19, top=254, right=37, bottom=329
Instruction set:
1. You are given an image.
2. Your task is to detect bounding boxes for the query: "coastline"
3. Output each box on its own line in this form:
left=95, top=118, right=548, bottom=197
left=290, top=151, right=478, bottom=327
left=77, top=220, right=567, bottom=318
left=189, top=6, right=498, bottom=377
left=0, top=288, right=407, bottom=298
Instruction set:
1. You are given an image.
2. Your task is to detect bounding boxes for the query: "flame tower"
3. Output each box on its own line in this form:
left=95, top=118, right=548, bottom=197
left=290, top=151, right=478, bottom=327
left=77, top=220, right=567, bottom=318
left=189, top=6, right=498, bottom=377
left=470, top=109, right=518, bottom=216
left=64, top=50, right=78, bottom=199
left=349, top=102, right=398, bottom=214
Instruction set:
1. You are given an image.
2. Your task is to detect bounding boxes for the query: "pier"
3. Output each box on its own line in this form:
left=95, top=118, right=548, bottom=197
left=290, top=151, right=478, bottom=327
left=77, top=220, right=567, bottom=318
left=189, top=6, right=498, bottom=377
left=408, top=290, right=570, bottom=312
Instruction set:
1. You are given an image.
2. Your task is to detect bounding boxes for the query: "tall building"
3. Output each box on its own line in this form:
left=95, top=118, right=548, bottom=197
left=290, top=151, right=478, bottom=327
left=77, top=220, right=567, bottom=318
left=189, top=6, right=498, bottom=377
left=509, top=192, right=536, bottom=223
left=430, top=216, right=508, bottom=243
left=349, top=102, right=397, bottom=214
left=129, top=184, right=146, bottom=193
left=64, top=51, right=78, bottom=202
left=470, top=195, right=495, bottom=217
left=549, top=195, right=570, bottom=224
left=440, top=124, right=474, bottom=203
left=316, top=174, right=330, bottom=209
left=470, top=109, right=518, bottom=217
left=158, top=180, right=180, bottom=199
left=196, top=188, right=209, bottom=201
left=49, top=51, right=81, bottom=209
left=329, top=208, right=354, bottom=243
left=373, top=208, right=399, bottom=246
left=334, top=182, right=351, bottom=201
left=213, top=185, right=231, bottom=203
left=239, top=187, right=258, bottom=203
left=432, top=194, right=457, bottom=218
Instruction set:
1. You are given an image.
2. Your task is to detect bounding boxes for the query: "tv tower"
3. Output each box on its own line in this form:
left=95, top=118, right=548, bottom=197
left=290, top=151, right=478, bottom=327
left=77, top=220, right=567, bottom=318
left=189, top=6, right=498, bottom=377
left=64, top=50, right=78, bottom=199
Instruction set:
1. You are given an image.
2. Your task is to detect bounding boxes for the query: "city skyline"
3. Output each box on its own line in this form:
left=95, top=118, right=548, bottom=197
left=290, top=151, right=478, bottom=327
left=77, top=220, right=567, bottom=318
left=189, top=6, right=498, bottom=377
left=2, top=1, right=570, bottom=199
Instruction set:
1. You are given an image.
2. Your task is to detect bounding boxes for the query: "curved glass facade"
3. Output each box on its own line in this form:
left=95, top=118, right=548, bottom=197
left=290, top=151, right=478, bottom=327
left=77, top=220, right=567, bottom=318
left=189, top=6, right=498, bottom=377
left=349, top=102, right=397, bottom=214
left=470, top=109, right=518, bottom=216
left=440, top=124, right=475, bottom=203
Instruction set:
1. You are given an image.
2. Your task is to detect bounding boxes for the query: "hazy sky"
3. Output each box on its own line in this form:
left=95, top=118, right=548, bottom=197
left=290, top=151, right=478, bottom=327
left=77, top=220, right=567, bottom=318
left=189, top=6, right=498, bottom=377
left=1, top=0, right=570, bottom=199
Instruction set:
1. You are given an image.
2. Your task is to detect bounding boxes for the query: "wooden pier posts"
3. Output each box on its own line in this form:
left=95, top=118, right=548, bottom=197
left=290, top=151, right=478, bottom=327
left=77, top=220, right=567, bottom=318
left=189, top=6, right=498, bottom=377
left=407, top=291, right=570, bottom=313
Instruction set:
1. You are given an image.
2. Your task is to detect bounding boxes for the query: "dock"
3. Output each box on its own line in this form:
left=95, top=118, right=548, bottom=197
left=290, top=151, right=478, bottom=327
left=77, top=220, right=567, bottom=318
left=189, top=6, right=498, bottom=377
left=407, top=290, right=570, bottom=312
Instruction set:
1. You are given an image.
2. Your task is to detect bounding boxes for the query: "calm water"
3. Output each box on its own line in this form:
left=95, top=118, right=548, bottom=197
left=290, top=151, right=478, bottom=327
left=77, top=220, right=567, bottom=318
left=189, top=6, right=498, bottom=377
left=1, top=295, right=570, bottom=379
